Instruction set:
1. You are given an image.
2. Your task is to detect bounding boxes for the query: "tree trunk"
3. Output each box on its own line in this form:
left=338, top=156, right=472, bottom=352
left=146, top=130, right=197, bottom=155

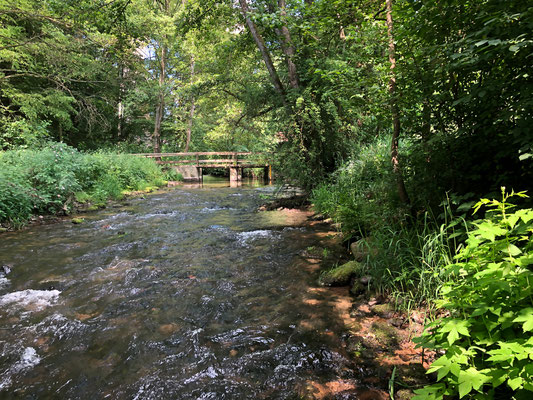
left=153, top=0, right=170, bottom=157
left=152, top=46, right=165, bottom=156
left=117, top=64, right=124, bottom=138
left=184, top=55, right=195, bottom=152
left=238, top=0, right=287, bottom=103
left=386, top=0, right=410, bottom=206
left=277, top=0, right=299, bottom=90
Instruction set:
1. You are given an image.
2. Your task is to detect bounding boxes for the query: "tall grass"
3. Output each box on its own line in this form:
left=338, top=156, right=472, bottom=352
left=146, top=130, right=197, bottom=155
left=0, top=143, right=167, bottom=228
left=365, top=213, right=464, bottom=311
left=311, top=138, right=467, bottom=309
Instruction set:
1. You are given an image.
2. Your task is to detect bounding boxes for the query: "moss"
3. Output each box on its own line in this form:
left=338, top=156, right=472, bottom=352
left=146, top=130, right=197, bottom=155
left=319, top=261, right=362, bottom=286
left=371, top=303, right=395, bottom=318
left=371, top=321, right=398, bottom=347
left=71, top=217, right=85, bottom=224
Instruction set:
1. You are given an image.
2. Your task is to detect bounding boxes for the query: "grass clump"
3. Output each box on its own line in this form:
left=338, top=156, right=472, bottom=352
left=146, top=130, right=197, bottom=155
left=0, top=143, right=166, bottom=228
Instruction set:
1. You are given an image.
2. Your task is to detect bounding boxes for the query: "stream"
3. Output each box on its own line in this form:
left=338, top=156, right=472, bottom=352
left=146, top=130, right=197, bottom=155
left=0, top=179, right=364, bottom=399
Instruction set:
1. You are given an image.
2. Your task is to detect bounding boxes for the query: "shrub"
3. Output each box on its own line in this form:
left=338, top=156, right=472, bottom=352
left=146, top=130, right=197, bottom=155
left=414, top=190, right=533, bottom=399
left=1, top=143, right=81, bottom=214
left=311, top=137, right=403, bottom=237
left=0, top=143, right=166, bottom=227
left=163, top=168, right=184, bottom=182
left=0, top=165, right=34, bottom=227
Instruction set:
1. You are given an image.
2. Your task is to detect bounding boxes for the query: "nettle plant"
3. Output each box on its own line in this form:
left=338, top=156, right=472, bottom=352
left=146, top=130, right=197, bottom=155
left=414, top=189, right=533, bottom=400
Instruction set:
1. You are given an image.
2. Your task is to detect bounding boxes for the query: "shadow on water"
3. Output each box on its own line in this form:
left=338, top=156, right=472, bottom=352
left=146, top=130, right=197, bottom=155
left=0, top=179, right=377, bottom=399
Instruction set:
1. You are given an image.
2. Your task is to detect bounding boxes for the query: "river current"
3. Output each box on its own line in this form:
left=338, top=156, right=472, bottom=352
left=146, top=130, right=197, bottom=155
left=0, top=180, right=362, bottom=399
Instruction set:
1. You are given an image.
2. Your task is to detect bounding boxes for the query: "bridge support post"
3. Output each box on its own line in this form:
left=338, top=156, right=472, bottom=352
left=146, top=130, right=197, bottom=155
left=229, top=167, right=242, bottom=182
left=265, top=165, right=273, bottom=184
left=197, top=167, right=203, bottom=183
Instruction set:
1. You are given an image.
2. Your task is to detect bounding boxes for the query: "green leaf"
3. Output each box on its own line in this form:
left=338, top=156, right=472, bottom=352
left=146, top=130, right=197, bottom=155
left=513, top=308, right=533, bottom=332
left=413, top=384, right=445, bottom=400
left=441, top=319, right=471, bottom=345
left=458, top=368, right=489, bottom=398
left=508, top=376, right=524, bottom=390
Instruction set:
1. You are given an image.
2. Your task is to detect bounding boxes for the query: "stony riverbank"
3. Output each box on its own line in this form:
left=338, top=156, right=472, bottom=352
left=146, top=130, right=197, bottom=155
left=262, top=202, right=432, bottom=399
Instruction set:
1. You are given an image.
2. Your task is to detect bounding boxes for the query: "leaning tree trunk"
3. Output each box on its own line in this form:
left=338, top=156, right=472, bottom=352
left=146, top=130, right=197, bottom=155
left=238, top=0, right=287, bottom=104
left=386, top=0, right=410, bottom=206
left=277, top=0, right=299, bottom=90
left=117, top=64, right=124, bottom=138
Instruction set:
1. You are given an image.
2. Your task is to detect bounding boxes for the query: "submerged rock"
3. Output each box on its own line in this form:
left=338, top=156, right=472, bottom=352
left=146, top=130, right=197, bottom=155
left=319, top=261, right=363, bottom=286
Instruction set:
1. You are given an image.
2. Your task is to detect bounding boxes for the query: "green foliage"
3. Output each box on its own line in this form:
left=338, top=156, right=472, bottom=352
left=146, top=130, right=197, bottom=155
left=163, top=168, right=184, bottom=182
left=0, top=164, right=34, bottom=227
left=0, top=144, right=165, bottom=228
left=311, top=137, right=402, bottom=236
left=311, top=137, right=465, bottom=308
left=0, top=118, right=50, bottom=150
left=414, top=190, right=533, bottom=399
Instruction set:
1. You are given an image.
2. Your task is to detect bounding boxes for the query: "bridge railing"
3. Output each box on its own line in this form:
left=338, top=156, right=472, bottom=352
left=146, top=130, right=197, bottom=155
left=133, top=152, right=270, bottom=168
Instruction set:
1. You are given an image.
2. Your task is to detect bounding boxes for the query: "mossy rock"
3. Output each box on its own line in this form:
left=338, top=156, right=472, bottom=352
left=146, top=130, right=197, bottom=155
left=371, top=321, right=398, bottom=347
left=350, top=282, right=366, bottom=296
left=370, top=303, right=395, bottom=318
left=319, top=261, right=363, bottom=286
left=71, top=218, right=85, bottom=224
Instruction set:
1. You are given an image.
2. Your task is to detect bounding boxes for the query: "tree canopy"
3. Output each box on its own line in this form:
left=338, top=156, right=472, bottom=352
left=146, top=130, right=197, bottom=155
left=1, top=0, right=531, bottom=201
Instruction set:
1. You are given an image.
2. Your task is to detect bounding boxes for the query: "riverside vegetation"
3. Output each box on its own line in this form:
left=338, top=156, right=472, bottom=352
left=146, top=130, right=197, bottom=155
left=0, top=142, right=181, bottom=228
left=1, top=0, right=532, bottom=398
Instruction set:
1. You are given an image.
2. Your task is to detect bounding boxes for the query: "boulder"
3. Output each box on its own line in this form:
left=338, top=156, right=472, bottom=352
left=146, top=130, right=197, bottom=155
left=319, top=261, right=363, bottom=286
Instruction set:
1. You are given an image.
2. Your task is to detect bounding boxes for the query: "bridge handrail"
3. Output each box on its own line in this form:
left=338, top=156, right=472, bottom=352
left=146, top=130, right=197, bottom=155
left=133, top=152, right=264, bottom=157
left=132, top=152, right=271, bottom=168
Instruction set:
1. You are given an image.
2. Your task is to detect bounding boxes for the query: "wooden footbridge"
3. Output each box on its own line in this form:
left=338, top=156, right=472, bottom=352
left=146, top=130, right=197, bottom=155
left=134, top=152, right=272, bottom=182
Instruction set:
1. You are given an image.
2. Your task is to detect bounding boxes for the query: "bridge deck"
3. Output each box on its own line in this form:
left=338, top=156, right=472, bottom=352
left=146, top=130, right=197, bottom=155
left=134, top=152, right=270, bottom=169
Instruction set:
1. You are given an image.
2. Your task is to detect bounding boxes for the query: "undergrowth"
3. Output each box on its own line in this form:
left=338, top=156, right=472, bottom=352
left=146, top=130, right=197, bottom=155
left=414, top=190, right=533, bottom=399
left=0, top=143, right=167, bottom=228
left=311, top=138, right=461, bottom=310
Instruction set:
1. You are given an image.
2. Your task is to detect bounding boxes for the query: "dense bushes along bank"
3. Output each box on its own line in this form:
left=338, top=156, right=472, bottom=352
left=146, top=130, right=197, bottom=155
left=311, top=138, right=533, bottom=398
left=0, top=143, right=180, bottom=228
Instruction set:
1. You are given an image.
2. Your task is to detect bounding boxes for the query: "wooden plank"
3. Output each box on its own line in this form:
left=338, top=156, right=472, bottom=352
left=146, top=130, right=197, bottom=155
left=156, top=162, right=269, bottom=168
left=134, top=152, right=257, bottom=157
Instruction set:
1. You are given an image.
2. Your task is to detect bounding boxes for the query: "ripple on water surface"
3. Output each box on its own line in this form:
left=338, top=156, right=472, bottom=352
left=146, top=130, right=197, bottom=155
left=0, top=184, right=359, bottom=399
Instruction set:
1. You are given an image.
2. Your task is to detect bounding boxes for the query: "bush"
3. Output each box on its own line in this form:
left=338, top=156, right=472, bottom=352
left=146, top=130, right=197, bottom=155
left=0, top=165, right=34, bottom=227
left=0, top=143, right=166, bottom=227
left=163, top=168, right=184, bottom=182
left=311, top=137, right=404, bottom=236
left=414, top=190, right=533, bottom=399
left=1, top=143, right=81, bottom=214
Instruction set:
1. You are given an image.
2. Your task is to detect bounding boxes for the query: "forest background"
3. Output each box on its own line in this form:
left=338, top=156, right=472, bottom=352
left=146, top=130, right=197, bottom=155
left=1, top=0, right=532, bottom=398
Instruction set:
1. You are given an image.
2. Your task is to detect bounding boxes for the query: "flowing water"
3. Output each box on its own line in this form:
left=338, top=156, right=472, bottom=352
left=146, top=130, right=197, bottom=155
left=0, top=179, right=363, bottom=399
